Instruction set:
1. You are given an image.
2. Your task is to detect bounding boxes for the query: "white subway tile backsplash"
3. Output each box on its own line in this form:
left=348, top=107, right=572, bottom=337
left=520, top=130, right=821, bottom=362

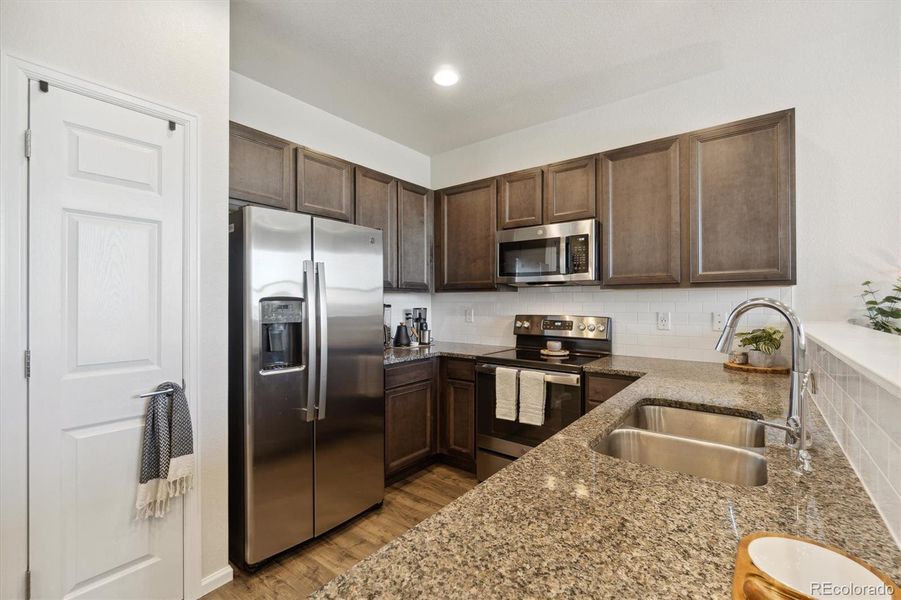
left=809, top=339, right=901, bottom=545
left=432, top=284, right=794, bottom=363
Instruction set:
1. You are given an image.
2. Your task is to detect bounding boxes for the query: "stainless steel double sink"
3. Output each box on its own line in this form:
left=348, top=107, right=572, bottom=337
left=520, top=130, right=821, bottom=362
left=593, top=404, right=768, bottom=486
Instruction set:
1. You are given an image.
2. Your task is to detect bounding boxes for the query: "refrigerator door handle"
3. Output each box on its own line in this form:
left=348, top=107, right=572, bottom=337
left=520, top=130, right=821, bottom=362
left=315, top=261, right=328, bottom=420
left=302, top=260, right=317, bottom=422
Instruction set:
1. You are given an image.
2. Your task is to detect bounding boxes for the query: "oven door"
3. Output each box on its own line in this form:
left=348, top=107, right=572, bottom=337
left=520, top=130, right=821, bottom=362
left=475, top=364, right=583, bottom=457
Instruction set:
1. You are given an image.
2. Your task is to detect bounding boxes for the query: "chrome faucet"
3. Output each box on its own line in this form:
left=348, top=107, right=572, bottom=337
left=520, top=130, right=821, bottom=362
left=715, top=297, right=816, bottom=474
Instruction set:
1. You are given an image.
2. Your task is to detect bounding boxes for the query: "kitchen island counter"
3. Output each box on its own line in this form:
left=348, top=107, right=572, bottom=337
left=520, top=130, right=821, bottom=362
left=316, top=355, right=901, bottom=598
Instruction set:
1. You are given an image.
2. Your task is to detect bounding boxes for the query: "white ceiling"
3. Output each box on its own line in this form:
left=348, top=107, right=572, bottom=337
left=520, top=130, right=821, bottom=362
left=231, top=1, right=881, bottom=155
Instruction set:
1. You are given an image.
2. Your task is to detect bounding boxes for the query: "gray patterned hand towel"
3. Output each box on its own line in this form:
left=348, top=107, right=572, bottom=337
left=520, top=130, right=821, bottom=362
left=136, top=381, right=194, bottom=519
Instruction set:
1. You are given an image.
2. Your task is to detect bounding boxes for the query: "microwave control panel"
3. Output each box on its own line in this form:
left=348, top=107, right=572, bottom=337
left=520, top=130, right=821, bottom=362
left=566, top=235, right=590, bottom=274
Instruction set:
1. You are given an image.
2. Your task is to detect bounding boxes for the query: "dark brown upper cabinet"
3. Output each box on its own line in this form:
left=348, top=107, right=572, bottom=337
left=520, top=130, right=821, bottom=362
left=397, top=181, right=432, bottom=291
left=688, top=109, right=795, bottom=284
left=544, top=155, right=597, bottom=223
left=354, top=167, right=397, bottom=288
left=229, top=122, right=295, bottom=210
left=296, top=149, right=354, bottom=222
left=436, top=178, right=498, bottom=291
left=497, top=167, right=543, bottom=229
left=600, top=137, right=681, bottom=286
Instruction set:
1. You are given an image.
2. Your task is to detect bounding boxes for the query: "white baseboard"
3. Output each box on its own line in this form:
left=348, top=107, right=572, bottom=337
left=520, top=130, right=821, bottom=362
left=198, top=565, right=234, bottom=597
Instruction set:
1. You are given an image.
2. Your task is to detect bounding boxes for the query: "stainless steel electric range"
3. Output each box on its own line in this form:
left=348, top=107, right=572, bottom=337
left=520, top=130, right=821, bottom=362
left=476, top=314, right=612, bottom=481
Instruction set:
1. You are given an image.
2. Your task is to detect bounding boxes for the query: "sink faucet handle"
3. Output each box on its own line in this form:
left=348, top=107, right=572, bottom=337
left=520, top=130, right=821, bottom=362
left=757, top=418, right=799, bottom=443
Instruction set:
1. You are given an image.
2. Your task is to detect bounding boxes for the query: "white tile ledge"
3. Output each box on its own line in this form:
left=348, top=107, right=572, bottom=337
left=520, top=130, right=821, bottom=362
left=806, top=321, right=901, bottom=397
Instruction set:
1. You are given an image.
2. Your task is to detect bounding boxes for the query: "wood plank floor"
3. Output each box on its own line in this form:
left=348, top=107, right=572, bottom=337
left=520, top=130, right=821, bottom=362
left=204, top=464, right=477, bottom=600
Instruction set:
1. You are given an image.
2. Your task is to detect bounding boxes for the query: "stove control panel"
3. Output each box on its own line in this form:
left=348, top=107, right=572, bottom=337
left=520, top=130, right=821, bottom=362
left=513, top=314, right=611, bottom=339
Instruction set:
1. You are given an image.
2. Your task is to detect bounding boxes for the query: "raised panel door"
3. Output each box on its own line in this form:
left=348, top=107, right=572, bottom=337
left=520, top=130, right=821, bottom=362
left=689, top=110, right=795, bottom=283
left=354, top=167, right=397, bottom=287
left=29, top=82, right=185, bottom=600
left=385, top=379, right=435, bottom=476
left=397, top=181, right=431, bottom=290
left=229, top=122, right=294, bottom=210
left=600, top=137, right=681, bottom=285
left=498, top=167, right=543, bottom=229
left=544, top=155, right=597, bottom=223
left=435, top=178, right=497, bottom=291
left=297, top=149, right=354, bottom=221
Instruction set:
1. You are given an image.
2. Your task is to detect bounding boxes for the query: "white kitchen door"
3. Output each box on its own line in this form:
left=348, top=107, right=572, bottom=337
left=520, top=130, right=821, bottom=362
left=28, top=81, right=186, bottom=599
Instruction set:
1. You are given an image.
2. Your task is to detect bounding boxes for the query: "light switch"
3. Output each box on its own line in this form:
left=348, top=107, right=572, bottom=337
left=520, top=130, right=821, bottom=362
left=464, top=307, right=475, bottom=323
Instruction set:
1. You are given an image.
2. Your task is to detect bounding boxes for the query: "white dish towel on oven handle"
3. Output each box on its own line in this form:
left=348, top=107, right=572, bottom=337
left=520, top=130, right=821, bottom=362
left=495, top=367, right=518, bottom=421
left=518, top=370, right=546, bottom=426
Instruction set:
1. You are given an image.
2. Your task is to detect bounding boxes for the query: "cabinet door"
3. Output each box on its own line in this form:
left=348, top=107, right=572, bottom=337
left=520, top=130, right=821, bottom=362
left=600, top=138, right=681, bottom=285
left=544, top=155, right=597, bottom=223
left=689, top=110, right=795, bottom=283
left=435, top=178, right=497, bottom=291
left=440, top=378, right=476, bottom=462
left=498, top=167, right=543, bottom=229
left=229, top=122, right=294, bottom=210
left=297, top=148, right=355, bottom=221
left=385, top=379, right=436, bottom=476
left=355, top=167, right=397, bottom=288
left=397, top=181, right=432, bottom=291
left=586, top=375, right=636, bottom=413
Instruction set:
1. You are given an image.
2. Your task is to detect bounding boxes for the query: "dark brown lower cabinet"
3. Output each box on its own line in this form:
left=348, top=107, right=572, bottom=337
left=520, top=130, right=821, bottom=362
left=586, top=374, right=637, bottom=412
left=439, top=359, right=476, bottom=470
left=384, top=362, right=436, bottom=478
left=383, top=358, right=477, bottom=481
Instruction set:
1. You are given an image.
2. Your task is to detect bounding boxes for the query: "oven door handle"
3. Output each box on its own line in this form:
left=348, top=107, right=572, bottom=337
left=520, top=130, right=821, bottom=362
left=476, top=364, right=580, bottom=387
left=543, top=372, right=580, bottom=387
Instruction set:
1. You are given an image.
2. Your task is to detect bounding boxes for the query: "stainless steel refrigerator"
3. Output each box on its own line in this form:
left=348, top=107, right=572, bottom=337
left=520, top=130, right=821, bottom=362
left=228, top=205, right=385, bottom=569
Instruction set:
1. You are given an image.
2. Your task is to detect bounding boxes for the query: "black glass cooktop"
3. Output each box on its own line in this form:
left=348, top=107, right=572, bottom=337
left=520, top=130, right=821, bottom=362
left=481, top=349, right=605, bottom=373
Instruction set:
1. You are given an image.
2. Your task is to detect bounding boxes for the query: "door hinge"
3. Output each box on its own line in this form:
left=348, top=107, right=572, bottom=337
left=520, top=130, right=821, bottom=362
left=24, top=129, right=31, bottom=159
left=24, top=569, right=31, bottom=600
left=24, top=350, right=31, bottom=380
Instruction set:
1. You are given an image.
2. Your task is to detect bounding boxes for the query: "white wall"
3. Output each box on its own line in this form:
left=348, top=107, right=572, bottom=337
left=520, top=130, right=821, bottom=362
left=0, top=0, right=231, bottom=591
left=431, top=9, right=901, bottom=325
left=231, top=72, right=431, bottom=188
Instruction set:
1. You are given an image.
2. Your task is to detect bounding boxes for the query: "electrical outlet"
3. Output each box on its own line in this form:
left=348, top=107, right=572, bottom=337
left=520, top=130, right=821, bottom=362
left=656, top=312, right=671, bottom=331
left=464, top=307, right=475, bottom=323
left=712, top=312, right=724, bottom=331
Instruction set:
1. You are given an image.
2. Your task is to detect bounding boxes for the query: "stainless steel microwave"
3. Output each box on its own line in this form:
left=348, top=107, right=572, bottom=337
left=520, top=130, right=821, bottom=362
left=496, top=219, right=599, bottom=286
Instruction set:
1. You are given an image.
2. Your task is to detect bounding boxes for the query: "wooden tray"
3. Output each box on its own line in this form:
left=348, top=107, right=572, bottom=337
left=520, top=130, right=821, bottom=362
left=733, top=532, right=899, bottom=599
left=724, top=360, right=790, bottom=375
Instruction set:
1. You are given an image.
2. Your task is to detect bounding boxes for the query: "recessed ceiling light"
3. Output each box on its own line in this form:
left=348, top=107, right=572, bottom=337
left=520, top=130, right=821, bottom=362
left=433, top=67, right=459, bottom=87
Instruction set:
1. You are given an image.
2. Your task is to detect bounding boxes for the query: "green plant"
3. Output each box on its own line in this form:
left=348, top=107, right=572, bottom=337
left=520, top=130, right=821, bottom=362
left=736, top=327, right=784, bottom=355
left=860, top=277, right=901, bottom=335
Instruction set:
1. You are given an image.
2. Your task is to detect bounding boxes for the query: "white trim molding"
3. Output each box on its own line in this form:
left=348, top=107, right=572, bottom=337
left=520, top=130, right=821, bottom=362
left=199, top=566, right=234, bottom=597
left=0, top=55, right=211, bottom=599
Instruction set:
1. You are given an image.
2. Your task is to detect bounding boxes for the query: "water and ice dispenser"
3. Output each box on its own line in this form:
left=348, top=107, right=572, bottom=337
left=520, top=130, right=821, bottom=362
left=259, top=298, right=304, bottom=371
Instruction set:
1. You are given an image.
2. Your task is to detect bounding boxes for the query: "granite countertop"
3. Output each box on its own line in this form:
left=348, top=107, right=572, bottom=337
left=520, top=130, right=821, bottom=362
left=316, top=355, right=901, bottom=598
left=383, top=341, right=512, bottom=366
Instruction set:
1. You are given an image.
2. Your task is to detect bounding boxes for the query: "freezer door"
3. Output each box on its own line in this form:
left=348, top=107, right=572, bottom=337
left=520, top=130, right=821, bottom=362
left=244, top=207, right=315, bottom=564
left=312, top=218, right=385, bottom=535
